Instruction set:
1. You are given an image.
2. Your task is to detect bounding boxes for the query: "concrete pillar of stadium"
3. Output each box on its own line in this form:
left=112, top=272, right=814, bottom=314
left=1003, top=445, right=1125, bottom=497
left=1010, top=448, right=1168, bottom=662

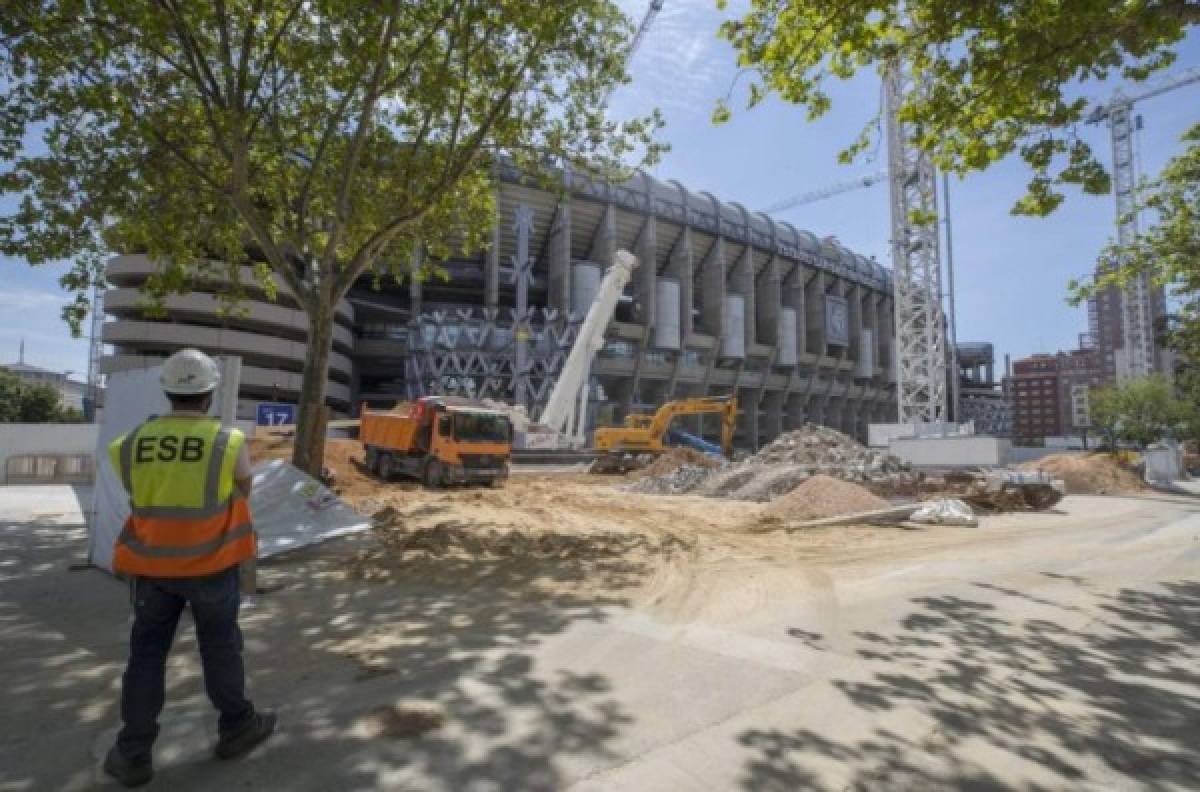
left=548, top=200, right=571, bottom=314
left=668, top=225, right=694, bottom=341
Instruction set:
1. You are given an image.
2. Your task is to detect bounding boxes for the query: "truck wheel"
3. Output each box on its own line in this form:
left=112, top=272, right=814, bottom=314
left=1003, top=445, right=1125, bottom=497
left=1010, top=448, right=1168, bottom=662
left=365, top=447, right=377, bottom=472
left=423, top=460, right=443, bottom=489
left=378, top=454, right=394, bottom=481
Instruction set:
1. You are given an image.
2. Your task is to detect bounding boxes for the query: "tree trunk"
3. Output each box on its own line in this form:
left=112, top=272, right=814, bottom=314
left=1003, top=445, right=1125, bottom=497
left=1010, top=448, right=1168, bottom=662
left=293, top=302, right=335, bottom=475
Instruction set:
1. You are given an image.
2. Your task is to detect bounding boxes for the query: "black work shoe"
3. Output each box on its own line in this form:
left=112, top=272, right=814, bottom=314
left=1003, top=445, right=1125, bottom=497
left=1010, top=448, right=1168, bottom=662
left=214, top=711, right=277, bottom=760
left=103, top=746, right=153, bottom=788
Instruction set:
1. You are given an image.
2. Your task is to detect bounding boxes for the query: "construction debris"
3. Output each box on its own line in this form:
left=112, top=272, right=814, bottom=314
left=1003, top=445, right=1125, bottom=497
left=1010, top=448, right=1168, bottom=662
left=780, top=503, right=925, bottom=531
left=631, top=447, right=723, bottom=479
left=630, top=424, right=917, bottom=501
left=909, top=498, right=978, bottom=526
left=936, top=470, right=1065, bottom=512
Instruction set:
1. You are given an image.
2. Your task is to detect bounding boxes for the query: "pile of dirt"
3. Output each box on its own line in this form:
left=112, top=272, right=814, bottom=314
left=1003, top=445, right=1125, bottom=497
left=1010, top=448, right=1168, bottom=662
left=1018, top=453, right=1147, bottom=495
left=249, top=436, right=384, bottom=499
left=763, top=475, right=889, bottom=522
left=631, top=447, right=723, bottom=479
left=631, top=423, right=914, bottom=502
left=368, top=504, right=689, bottom=561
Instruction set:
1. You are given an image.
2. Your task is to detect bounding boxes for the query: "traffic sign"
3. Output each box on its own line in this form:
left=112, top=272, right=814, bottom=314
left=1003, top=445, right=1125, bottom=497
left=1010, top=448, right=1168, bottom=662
left=256, top=402, right=296, bottom=426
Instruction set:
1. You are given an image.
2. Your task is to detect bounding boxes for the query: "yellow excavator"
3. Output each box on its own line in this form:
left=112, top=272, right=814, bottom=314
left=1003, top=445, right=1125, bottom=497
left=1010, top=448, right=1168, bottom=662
left=590, top=396, right=737, bottom=473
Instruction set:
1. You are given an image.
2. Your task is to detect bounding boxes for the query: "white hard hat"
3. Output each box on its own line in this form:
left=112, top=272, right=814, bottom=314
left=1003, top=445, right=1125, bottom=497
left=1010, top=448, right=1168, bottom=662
left=160, top=348, right=220, bottom=395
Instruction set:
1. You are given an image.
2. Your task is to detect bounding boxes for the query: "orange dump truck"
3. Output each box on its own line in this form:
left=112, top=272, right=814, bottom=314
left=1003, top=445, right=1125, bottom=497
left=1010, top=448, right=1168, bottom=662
left=360, top=397, right=513, bottom=487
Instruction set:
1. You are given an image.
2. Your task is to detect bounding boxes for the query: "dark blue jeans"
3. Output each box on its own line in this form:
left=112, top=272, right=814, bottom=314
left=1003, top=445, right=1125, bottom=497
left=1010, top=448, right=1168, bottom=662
left=117, top=566, right=255, bottom=763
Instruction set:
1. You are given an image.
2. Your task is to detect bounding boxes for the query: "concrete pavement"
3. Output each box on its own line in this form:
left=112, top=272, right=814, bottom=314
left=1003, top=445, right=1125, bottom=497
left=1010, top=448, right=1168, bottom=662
left=0, top=485, right=1197, bottom=790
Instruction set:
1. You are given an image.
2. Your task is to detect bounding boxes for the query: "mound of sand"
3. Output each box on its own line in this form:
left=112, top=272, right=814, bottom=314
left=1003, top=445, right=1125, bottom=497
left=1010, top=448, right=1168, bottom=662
left=1018, top=453, right=1146, bottom=496
left=764, top=475, right=888, bottom=522
left=249, top=436, right=386, bottom=499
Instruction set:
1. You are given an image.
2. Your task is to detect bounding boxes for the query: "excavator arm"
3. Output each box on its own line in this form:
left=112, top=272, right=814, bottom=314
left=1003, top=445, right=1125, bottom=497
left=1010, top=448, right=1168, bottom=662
left=646, top=396, right=738, bottom=458
left=590, top=395, right=737, bottom=473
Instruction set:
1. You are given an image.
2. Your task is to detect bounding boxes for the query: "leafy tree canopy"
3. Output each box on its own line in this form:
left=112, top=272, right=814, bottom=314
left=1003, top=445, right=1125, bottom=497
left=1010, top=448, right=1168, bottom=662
left=0, top=367, right=82, bottom=423
left=715, top=0, right=1198, bottom=216
left=1, top=0, right=662, bottom=471
left=1088, top=375, right=1195, bottom=449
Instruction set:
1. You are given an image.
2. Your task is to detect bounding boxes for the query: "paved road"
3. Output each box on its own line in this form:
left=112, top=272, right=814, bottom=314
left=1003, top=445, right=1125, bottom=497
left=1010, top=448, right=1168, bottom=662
left=1, top=486, right=1197, bottom=790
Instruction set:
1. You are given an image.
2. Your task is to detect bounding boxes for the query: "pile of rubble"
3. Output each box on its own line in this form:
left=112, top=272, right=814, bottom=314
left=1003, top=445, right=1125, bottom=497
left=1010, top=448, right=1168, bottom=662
left=934, top=469, right=1065, bottom=512
left=628, top=424, right=917, bottom=502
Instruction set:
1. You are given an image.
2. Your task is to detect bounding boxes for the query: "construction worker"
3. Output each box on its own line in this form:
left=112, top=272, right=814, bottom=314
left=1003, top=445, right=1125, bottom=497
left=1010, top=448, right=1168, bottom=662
left=103, top=348, right=275, bottom=788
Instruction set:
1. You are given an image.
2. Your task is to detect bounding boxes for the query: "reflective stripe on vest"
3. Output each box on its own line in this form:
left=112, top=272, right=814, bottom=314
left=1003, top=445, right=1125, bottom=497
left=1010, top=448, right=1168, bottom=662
left=110, top=417, right=255, bottom=577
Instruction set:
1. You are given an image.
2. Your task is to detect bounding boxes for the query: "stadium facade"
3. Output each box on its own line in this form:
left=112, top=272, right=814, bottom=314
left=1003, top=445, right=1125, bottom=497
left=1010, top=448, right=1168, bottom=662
left=103, top=163, right=898, bottom=447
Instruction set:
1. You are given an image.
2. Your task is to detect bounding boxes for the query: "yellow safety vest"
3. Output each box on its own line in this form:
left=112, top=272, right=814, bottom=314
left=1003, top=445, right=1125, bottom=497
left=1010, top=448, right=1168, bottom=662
left=109, top=416, right=255, bottom=577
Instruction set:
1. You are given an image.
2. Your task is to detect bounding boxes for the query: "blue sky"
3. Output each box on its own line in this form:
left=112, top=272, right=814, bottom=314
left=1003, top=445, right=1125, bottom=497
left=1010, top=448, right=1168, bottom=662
left=3, top=0, right=1199, bottom=378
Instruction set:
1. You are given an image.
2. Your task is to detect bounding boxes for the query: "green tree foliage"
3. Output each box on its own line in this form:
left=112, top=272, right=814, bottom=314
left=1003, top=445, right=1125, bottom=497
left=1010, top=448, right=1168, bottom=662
left=1087, top=384, right=1123, bottom=451
left=0, top=368, right=81, bottom=423
left=1087, top=375, right=1193, bottom=450
left=17, top=382, right=64, bottom=423
left=1, top=1, right=663, bottom=472
left=715, top=0, right=1198, bottom=215
left=0, top=369, right=22, bottom=423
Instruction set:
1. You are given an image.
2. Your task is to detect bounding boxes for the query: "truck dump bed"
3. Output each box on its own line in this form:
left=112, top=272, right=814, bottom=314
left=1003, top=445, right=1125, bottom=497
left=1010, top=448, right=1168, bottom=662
left=360, top=407, right=420, bottom=452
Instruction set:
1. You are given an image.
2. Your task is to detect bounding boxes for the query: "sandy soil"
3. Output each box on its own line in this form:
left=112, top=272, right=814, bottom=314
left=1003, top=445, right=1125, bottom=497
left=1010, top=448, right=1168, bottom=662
left=245, top=438, right=1094, bottom=610
left=1018, top=452, right=1147, bottom=495
left=764, top=475, right=888, bottom=522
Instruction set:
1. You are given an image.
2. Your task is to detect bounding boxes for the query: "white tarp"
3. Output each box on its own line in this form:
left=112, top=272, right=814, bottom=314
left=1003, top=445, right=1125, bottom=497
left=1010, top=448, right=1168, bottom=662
left=909, top=498, right=978, bottom=526
left=250, top=460, right=371, bottom=557
left=88, top=358, right=240, bottom=572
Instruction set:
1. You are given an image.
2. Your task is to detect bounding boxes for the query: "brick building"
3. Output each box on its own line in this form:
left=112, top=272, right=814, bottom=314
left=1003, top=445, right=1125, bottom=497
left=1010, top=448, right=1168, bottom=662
left=1010, top=344, right=1103, bottom=443
left=1011, top=355, right=1061, bottom=441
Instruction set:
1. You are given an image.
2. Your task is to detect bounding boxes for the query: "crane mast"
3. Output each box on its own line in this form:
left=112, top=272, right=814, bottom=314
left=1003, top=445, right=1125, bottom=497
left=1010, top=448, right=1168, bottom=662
left=885, top=60, right=947, bottom=423
left=1087, top=66, right=1200, bottom=381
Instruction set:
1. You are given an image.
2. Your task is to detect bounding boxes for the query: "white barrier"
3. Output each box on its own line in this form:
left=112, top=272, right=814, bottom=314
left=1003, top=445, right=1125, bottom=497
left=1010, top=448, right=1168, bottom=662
left=0, top=424, right=99, bottom=484
left=889, top=435, right=1011, bottom=468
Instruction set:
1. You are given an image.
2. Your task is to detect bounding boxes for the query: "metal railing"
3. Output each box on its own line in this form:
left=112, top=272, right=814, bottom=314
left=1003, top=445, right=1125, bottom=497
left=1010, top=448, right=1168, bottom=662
left=4, top=454, right=95, bottom=485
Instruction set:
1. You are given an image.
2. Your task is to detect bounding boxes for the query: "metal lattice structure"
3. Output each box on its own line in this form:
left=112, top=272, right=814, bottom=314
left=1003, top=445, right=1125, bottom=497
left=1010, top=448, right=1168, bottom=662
left=759, top=170, right=888, bottom=214
left=1108, top=100, right=1153, bottom=380
left=884, top=61, right=947, bottom=423
left=403, top=305, right=576, bottom=407
left=1087, top=66, right=1200, bottom=381
left=85, top=282, right=105, bottom=420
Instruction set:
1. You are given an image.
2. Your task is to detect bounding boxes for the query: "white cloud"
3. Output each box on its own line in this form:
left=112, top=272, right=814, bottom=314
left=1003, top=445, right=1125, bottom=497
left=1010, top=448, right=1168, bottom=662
left=610, top=0, right=737, bottom=120
left=0, top=288, right=73, bottom=311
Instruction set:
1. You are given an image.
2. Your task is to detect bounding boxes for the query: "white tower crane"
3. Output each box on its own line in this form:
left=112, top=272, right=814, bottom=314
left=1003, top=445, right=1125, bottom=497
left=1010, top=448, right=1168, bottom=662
left=1086, top=65, right=1200, bottom=381
left=884, top=61, right=948, bottom=423
left=600, top=0, right=664, bottom=107
left=760, top=67, right=949, bottom=424
left=759, top=170, right=888, bottom=213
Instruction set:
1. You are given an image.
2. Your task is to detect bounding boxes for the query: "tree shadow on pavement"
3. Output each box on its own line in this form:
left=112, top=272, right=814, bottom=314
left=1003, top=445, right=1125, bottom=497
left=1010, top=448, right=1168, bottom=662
left=741, top=579, right=1200, bottom=791
left=0, top=523, right=655, bottom=790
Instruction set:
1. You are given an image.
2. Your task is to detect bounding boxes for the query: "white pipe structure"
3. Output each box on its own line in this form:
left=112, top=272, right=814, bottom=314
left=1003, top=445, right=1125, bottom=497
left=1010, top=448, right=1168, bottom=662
left=538, top=249, right=638, bottom=446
